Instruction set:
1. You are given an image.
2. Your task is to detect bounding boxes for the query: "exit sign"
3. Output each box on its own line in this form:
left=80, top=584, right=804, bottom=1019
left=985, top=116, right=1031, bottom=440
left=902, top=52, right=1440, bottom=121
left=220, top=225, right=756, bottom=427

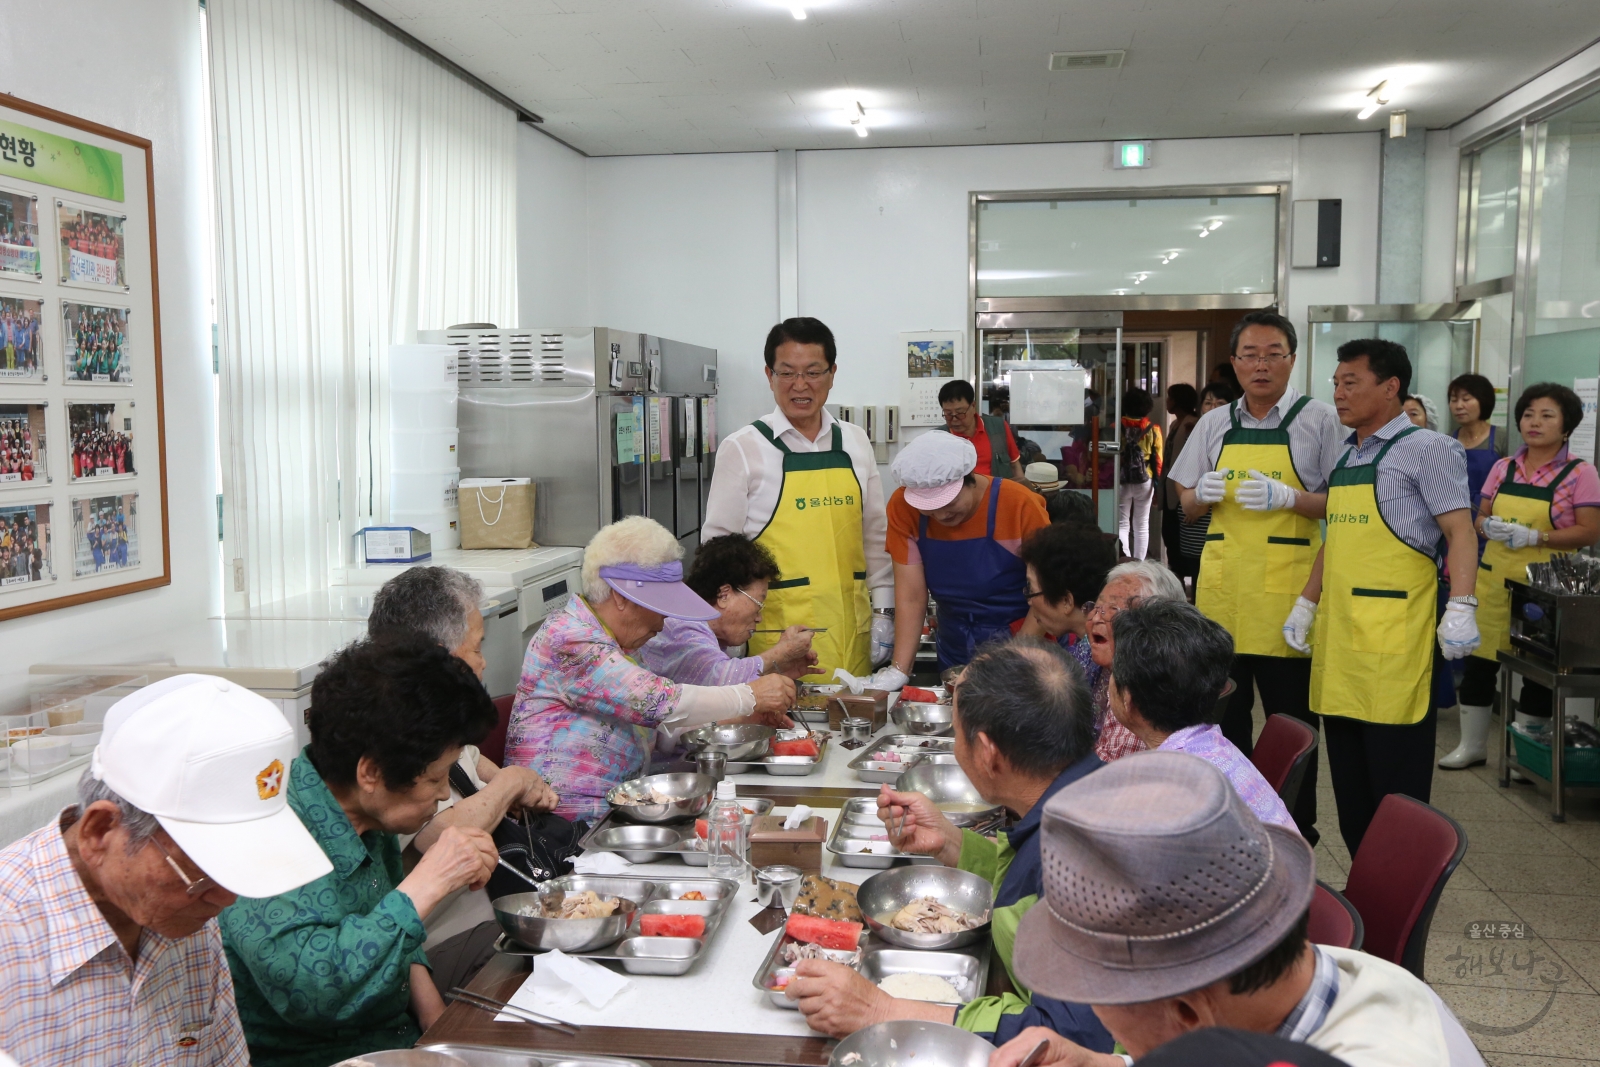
left=1112, top=140, right=1152, bottom=169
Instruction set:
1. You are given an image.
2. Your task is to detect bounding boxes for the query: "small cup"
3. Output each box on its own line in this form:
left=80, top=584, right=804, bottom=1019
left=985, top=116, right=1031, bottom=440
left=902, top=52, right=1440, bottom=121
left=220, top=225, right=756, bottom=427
left=756, top=864, right=806, bottom=910
left=695, top=751, right=727, bottom=783
left=840, top=717, right=873, bottom=743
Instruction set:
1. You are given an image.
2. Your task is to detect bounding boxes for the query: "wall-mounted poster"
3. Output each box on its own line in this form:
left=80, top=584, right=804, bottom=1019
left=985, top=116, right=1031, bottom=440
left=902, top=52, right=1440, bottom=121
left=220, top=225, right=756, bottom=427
left=56, top=201, right=126, bottom=290
left=900, top=331, right=966, bottom=427
left=68, top=401, right=133, bottom=480
left=0, top=500, right=53, bottom=589
left=71, top=491, right=137, bottom=577
left=62, top=302, right=130, bottom=383
left=0, top=402, right=47, bottom=485
left=0, top=189, right=41, bottom=280
left=0, top=294, right=43, bottom=380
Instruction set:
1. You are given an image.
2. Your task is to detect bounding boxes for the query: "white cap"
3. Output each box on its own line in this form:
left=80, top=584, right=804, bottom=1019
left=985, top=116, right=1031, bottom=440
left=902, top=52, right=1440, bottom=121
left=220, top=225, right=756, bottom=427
left=892, top=431, right=978, bottom=510
left=91, top=674, right=333, bottom=898
left=716, top=781, right=738, bottom=800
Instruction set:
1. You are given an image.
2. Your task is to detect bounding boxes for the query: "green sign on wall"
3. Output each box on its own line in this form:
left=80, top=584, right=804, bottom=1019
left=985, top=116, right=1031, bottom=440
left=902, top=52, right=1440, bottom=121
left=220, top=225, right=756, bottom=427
left=0, top=117, right=124, bottom=202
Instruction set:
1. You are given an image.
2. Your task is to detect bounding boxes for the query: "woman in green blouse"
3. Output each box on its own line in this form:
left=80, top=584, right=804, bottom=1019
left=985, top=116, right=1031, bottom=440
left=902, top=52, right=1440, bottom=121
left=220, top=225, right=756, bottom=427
left=219, top=636, right=500, bottom=1067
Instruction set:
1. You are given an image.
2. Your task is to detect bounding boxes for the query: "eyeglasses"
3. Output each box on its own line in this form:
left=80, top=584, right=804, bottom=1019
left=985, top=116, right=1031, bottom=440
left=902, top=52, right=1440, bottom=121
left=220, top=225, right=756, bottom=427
left=941, top=407, right=974, bottom=422
left=1232, top=352, right=1290, bottom=366
left=735, top=587, right=765, bottom=612
left=1024, top=587, right=1044, bottom=600
left=1087, top=600, right=1123, bottom=620
left=772, top=368, right=833, bottom=383
left=150, top=835, right=220, bottom=898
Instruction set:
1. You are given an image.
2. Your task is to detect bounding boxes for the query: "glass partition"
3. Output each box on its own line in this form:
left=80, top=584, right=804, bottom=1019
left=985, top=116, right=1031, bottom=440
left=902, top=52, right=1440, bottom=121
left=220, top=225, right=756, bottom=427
left=1308, top=314, right=1478, bottom=429
left=1465, top=135, right=1521, bottom=286
left=1530, top=91, right=1600, bottom=337
left=976, top=195, right=1278, bottom=298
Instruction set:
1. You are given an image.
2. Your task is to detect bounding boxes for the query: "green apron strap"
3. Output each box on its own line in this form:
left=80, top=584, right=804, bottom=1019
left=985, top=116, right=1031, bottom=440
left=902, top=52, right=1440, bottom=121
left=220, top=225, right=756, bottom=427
left=753, top=420, right=793, bottom=455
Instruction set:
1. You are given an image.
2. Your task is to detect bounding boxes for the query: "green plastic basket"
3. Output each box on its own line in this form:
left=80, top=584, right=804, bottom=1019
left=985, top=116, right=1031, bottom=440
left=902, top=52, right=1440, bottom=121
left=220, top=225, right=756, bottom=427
left=1510, top=730, right=1600, bottom=785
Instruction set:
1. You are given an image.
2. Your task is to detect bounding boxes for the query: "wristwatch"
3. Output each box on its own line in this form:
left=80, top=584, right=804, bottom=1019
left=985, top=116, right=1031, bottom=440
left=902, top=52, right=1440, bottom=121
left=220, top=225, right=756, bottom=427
left=1448, top=595, right=1479, bottom=607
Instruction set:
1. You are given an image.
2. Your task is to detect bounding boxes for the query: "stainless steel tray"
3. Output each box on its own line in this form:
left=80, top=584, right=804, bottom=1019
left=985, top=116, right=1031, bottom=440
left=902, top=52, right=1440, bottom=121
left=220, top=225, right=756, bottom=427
left=726, top=733, right=831, bottom=776
left=494, top=876, right=740, bottom=976
left=752, top=928, right=989, bottom=1009
left=576, top=798, right=774, bottom=863
left=825, top=797, right=942, bottom=868
left=420, top=1043, right=649, bottom=1067
left=847, top=736, right=955, bottom=784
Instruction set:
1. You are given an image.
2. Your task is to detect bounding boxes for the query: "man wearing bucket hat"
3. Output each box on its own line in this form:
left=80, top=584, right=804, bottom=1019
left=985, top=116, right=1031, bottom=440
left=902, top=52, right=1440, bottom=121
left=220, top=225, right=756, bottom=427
left=507, top=516, right=796, bottom=821
left=880, top=430, right=1050, bottom=683
left=988, top=753, right=1482, bottom=1067
left=0, top=674, right=332, bottom=1066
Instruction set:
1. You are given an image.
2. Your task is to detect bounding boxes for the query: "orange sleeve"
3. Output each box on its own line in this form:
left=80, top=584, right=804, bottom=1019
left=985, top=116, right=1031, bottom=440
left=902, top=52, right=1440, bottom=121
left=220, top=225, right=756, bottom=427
left=885, top=488, right=920, bottom=566
left=992, top=480, right=1051, bottom=546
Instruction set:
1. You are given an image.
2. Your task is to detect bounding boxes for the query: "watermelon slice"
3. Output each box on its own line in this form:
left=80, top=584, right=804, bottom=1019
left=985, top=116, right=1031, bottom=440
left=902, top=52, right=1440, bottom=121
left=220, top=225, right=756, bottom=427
left=786, top=912, right=862, bottom=951
left=772, top=738, right=819, bottom=758
left=901, top=686, right=940, bottom=703
left=695, top=819, right=709, bottom=839
left=640, top=913, right=705, bottom=938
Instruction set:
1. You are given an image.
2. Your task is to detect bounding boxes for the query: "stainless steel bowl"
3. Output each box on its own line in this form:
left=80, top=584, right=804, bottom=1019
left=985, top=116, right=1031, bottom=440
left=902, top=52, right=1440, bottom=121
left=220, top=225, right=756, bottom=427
left=681, top=722, right=776, bottom=762
left=857, top=864, right=994, bottom=949
left=891, top=701, right=954, bottom=736
left=829, top=1020, right=994, bottom=1067
left=333, top=1052, right=468, bottom=1067
left=491, top=888, right=644, bottom=953
left=589, top=824, right=683, bottom=862
left=894, top=762, right=1002, bottom=827
left=606, top=771, right=716, bottom=824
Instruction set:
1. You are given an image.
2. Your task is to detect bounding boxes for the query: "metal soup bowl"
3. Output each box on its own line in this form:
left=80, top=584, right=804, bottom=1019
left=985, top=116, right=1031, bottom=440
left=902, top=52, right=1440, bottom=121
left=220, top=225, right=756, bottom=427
left=492, top=890, right=643, bottom=953
left=333, top=1053, right=468, bottom=1067
left=681, top=722, right=776, bottom=762
left=589, top=824, right=682, bottom=863
left=894, top=762, right=1002, bottom=827
left=606, top=771, right=716, bottom=824
left=829, top=1020, right=994, bottom=1067
left=891, top=701, right=954, bottom=736
left=858, top=864, right=994, bottom=950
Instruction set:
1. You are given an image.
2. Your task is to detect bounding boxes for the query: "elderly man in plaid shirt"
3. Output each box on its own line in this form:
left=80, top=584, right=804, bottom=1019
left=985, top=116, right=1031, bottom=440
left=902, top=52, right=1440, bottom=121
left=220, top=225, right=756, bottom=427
left=0, top=675, right=331, bottom=1066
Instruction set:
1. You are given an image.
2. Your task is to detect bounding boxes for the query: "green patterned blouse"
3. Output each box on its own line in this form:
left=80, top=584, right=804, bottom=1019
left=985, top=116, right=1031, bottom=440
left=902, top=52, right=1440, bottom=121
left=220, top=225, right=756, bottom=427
left=219, top=751, right=430, bottom=1067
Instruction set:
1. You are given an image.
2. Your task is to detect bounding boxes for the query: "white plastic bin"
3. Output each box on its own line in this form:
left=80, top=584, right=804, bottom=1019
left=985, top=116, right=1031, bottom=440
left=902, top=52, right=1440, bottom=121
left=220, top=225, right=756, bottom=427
left=389, top=344, right=456, bottom=390
left=390, top=508, right=460, bottom=551
left=391, top=468, right=460, bottom=514
left=391, top=428, right=459, bottom=470
left=391, top=388, right=457, bottom=430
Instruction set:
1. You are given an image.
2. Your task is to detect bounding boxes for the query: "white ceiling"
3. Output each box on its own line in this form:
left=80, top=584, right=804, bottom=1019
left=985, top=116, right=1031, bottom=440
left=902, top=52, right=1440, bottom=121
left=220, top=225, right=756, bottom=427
left=362, top=0, right=1600, bottom=157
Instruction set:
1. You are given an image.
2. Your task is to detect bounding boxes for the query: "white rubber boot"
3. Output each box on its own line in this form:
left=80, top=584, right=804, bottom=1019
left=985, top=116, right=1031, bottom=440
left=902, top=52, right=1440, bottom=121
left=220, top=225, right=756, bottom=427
left=1439, top=704, right=1492, bottom=769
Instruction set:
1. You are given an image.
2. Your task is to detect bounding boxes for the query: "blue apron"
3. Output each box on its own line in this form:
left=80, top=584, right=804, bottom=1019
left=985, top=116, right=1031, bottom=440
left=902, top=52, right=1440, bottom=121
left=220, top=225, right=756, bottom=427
left=917, top=477, right=1030, bottom=670
left=1460, top=425, right=1500, bottom=517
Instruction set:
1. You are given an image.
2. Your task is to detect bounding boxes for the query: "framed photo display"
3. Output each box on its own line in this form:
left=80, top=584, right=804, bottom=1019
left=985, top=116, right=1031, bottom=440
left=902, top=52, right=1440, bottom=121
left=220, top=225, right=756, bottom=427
left=0, top=93, right=167, bottom=622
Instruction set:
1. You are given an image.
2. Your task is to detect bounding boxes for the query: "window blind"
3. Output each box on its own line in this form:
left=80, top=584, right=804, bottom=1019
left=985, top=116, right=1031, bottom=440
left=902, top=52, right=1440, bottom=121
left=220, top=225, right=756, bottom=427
left=208, top=0, right=516, bottom=608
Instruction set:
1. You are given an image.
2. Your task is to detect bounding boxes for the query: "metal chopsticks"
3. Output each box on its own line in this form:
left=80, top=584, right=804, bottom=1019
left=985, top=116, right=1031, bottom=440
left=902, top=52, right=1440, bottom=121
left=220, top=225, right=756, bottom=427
left=446, top=986, right=580, bottom=1036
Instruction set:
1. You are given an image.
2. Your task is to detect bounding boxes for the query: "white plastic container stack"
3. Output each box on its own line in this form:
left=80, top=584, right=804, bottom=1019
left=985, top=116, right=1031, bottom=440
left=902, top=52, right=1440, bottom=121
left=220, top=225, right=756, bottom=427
left=388, top=344, right=460, bottom=549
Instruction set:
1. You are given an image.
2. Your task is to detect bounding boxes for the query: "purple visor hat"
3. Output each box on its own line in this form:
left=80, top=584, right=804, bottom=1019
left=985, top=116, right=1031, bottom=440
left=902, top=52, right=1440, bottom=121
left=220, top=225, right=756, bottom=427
left=599, top=561, right=719, bottom=621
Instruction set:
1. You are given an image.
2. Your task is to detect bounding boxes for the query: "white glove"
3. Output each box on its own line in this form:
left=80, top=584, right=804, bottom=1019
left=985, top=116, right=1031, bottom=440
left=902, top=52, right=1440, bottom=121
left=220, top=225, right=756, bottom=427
left=1438, top=599, right=1481, bottom=660
left=1484, top=517, right=1540, bottom=550
left=870, top=612, right=895, bottom=667
left=1194, top=468, right=1230, bottom=505
left=866, top=666, right=909, bottom=692
left=833, top=668, right=866, bottom=695
left=1283, top=596, right=1317, bottom=653
left=1235, top=469, right=1298, bottom=512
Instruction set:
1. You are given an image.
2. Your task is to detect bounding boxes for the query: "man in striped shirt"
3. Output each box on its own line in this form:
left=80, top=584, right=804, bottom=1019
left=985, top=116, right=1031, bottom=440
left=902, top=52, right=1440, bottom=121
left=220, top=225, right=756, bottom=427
left=0, top=675, right=332, bottom=1066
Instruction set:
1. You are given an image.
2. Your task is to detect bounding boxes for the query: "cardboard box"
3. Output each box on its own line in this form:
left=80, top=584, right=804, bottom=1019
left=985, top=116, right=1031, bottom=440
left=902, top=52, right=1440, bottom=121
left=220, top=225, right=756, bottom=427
left=748, top=815, right=828, bottom=875
left=828, top=690, right=890, bottom=730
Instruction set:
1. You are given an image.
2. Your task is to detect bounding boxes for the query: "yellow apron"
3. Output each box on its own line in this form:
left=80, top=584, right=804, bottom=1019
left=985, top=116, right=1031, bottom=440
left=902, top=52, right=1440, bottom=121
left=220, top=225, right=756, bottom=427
left=746, top=421, right=872, bottom=680
left=1196, top=396, right=1322, bottom=657
left=1472, top=459, right=1581, bottom=661
left=1310, top=427, right=1440, bottom=725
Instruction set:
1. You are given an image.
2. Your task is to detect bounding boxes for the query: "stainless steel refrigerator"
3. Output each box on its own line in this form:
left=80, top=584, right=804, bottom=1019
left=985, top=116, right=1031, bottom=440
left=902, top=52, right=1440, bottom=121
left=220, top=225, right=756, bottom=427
left=423, top=327, right=718, bottom=553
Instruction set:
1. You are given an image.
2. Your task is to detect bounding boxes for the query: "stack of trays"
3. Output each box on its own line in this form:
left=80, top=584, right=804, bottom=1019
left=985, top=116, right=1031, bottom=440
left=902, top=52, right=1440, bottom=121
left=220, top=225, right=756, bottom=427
left=579, top=798, right=775, bottom=864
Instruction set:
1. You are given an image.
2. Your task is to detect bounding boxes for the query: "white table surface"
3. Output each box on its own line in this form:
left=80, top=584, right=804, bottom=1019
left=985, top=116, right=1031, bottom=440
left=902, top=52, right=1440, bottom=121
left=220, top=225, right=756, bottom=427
left=500, top=806, right=864, bottom=1039
left=720, top=725, right=904, bottom=795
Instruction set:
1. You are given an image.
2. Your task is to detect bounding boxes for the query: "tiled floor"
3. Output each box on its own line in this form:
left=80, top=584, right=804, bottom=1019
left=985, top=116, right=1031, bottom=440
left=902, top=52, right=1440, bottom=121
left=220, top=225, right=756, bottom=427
left=1296, top=705, right=1600, bottom=1066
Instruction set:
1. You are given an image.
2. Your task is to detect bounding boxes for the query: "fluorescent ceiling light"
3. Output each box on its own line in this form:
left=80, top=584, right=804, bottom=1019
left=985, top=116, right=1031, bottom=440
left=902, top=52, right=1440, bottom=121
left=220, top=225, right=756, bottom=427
left=1357, top=80, right=1390, bottom=121
left=791, top=6, right=806, bottom=18
left=1207, top=220, right=1222, bottom=231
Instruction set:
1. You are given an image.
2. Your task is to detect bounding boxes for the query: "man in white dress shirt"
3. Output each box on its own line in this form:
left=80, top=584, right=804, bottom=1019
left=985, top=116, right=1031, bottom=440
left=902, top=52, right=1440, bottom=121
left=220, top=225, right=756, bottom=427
left=703, top=318, right=897, bottom=683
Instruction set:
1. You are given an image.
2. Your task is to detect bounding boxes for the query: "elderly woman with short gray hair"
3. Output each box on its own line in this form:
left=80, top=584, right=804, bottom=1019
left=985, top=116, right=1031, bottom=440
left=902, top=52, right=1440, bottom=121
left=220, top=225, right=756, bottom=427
left=505, top=517, right=796, bottom=821
left=1084, top=560, right=1186, bottom=763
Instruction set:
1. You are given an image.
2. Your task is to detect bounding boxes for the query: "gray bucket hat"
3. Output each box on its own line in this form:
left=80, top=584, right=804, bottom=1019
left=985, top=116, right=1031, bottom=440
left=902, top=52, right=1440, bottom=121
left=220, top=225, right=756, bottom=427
left=1013, top=751, right=1314, bottom=1005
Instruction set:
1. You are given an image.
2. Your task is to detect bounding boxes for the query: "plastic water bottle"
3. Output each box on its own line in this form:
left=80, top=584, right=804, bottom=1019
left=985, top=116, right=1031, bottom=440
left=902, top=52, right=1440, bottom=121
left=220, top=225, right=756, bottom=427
left=706, top=781, right=746, bottom=880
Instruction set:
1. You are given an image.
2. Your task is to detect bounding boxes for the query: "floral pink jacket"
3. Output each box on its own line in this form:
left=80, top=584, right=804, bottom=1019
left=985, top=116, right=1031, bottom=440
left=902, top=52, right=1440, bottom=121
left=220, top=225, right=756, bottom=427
left=504, top=596, right=682, bottom=822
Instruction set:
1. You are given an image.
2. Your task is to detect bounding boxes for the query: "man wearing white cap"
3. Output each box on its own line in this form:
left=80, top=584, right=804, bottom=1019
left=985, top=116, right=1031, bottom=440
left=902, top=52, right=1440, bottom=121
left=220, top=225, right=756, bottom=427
left=881, top=430, right=1050, bottom=682
left=0, top=674, right=333, bottom=1066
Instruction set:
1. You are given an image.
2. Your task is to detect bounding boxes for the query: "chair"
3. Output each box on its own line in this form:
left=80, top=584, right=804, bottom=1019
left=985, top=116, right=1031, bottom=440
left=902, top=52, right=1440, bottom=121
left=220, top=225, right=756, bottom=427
left=1341, top=794, right=1469, bottom=979
left=1308, top=880, right=1364, bottom=950
left=481, top=694, right=514, bottom=767
left=1250, top=713, right=1317, bottom=811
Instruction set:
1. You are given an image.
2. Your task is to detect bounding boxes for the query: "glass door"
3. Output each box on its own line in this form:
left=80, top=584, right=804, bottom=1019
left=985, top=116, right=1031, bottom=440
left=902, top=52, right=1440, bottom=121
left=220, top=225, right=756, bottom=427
left=1306, top=305, right=1480, bottom=424
left=977, top=318, right=1123, bottom=530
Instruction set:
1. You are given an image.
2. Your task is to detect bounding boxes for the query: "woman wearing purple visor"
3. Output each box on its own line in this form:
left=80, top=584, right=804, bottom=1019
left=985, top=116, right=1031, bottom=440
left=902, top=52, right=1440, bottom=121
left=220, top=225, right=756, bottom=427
left=504, top=517, right=796, bottom=822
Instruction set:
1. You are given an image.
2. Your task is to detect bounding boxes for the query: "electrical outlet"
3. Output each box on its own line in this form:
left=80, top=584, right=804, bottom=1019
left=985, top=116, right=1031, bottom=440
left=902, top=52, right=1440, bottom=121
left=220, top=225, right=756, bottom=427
left=232, top=558, right=245, bottom=593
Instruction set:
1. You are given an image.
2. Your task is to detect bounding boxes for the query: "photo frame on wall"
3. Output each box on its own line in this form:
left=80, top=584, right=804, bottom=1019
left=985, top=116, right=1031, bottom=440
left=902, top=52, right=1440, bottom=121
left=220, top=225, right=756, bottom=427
left=0, top=92, right=168, bottom=618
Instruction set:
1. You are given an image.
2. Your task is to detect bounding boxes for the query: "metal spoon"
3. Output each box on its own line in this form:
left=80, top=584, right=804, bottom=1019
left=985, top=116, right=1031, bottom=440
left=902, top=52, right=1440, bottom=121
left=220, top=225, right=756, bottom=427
left=1017, top=1036, right=1052, bottom=1067
left=497, top=858, right=545, bottom=891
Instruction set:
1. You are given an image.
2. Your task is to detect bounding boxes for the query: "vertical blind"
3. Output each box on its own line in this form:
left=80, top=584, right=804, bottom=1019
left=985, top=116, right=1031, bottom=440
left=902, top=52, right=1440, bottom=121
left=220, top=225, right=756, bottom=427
left=208, top=0, right=517, bottom=608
